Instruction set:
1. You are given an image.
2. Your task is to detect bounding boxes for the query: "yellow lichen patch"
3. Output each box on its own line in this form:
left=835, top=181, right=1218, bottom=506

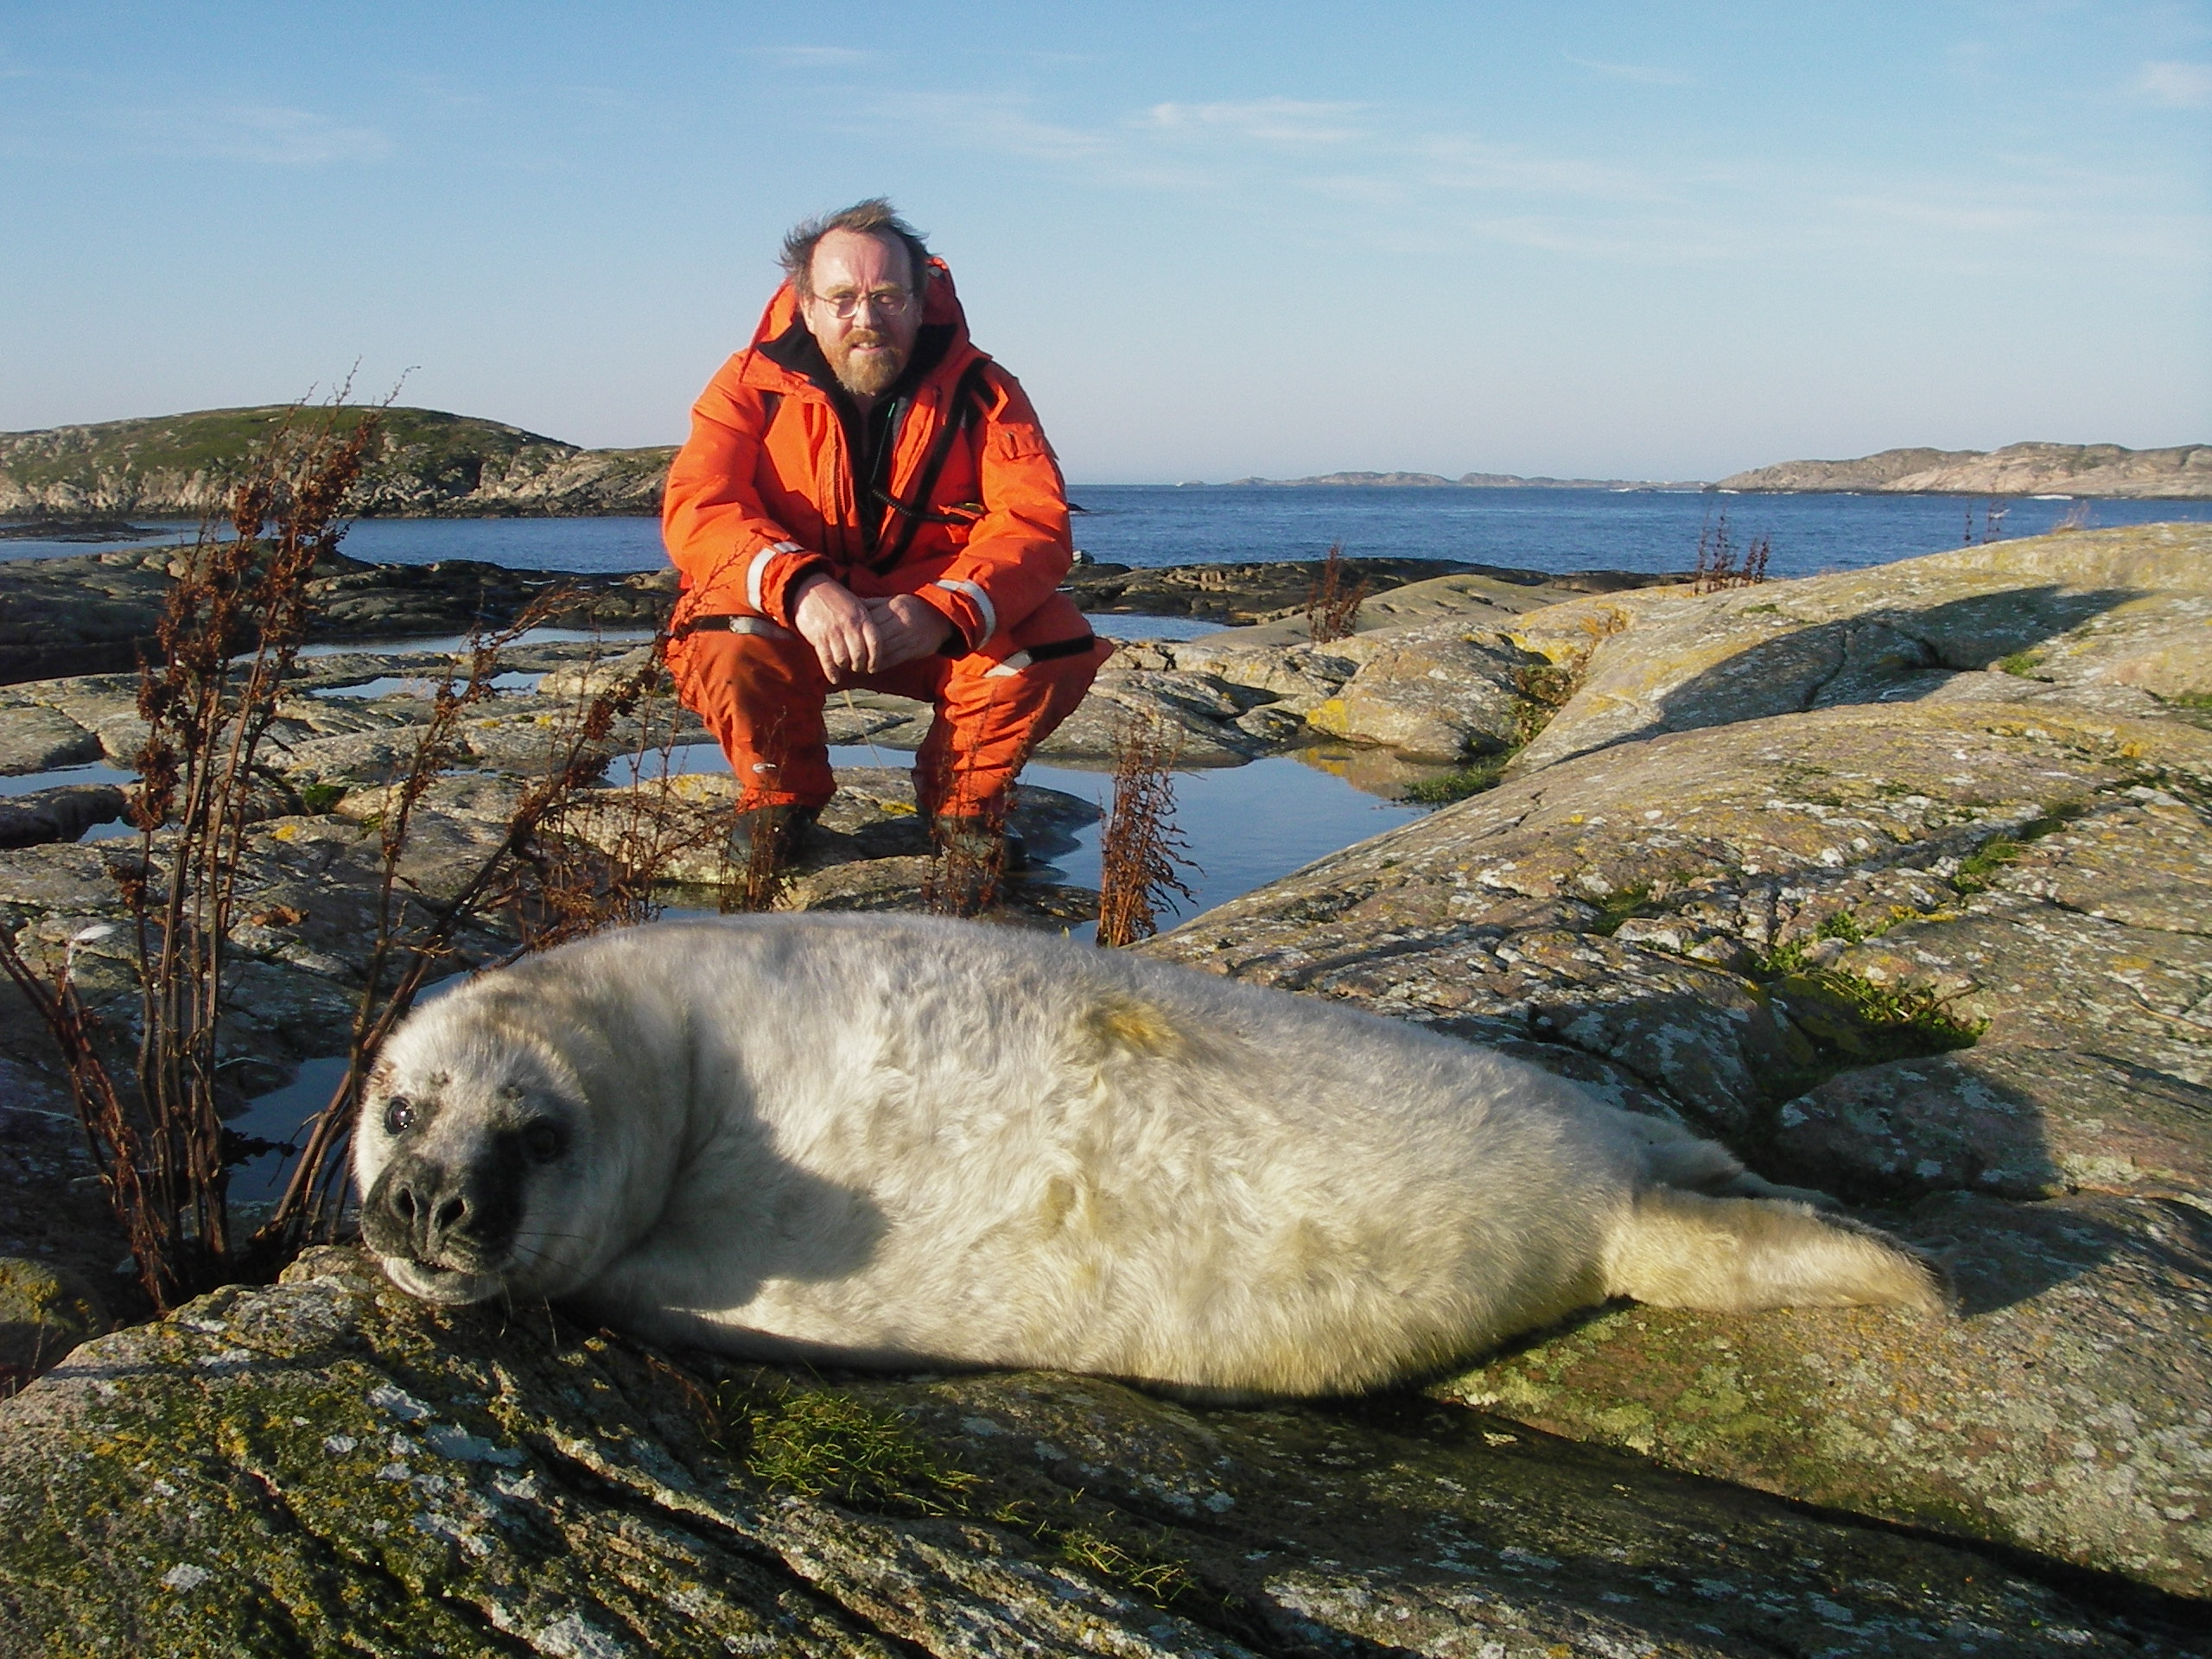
left=1081, top=997, right=1186, bottom=1059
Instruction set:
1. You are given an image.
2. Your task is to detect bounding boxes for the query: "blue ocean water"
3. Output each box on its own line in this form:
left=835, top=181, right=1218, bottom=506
left=5, top=486, right=2202, bottom=577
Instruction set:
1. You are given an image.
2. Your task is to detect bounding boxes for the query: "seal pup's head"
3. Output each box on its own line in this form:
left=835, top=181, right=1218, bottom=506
left=354, top=988, right=620, bottom=1306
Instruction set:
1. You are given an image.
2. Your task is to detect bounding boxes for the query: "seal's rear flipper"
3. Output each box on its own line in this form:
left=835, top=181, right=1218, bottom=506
left=1601, top=1189, right=1948, bottom=1316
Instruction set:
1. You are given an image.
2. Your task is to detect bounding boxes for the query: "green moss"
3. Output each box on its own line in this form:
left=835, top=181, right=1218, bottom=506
left=2156, top=690, right=2212, bottom=730
left=1994, top=650, right=2044, bottom=677
left=1402, top=753, right=1513, bottom=807
left=294, top=783, right=346, bottom=814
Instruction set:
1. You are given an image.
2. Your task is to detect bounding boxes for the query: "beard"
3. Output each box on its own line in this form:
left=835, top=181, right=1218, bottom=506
left=827, top=328, right=908, bottom=398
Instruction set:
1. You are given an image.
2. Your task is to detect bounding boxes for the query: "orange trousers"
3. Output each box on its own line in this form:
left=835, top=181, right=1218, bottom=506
left=671, top=592, right=1111, bottom=818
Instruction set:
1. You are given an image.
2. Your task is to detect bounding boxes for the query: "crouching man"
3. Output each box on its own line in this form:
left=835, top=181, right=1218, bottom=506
left=662, top=198, right=1110, bottom=881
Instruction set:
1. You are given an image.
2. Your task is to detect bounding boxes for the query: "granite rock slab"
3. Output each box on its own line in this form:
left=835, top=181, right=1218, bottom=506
left=0, top=1246, right=2186, bottom=1657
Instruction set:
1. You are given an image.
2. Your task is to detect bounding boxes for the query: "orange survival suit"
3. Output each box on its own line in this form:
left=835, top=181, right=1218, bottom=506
left=663, top=260, right=1111, bottom=820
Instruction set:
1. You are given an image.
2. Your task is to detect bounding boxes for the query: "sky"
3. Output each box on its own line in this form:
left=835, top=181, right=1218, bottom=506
left=2, top=2, right=2207, bottom=483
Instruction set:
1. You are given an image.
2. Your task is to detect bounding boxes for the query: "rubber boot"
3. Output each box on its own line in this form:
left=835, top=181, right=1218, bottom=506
left=730, top=803, right=819, bottom=871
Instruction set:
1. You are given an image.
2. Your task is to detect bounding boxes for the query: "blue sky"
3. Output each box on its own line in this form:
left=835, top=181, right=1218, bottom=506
left=2, top=1, right=2206, bottom=481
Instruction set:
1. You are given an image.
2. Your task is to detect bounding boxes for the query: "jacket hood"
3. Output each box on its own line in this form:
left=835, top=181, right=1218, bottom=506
left=739, top=257, right=973, bottom=391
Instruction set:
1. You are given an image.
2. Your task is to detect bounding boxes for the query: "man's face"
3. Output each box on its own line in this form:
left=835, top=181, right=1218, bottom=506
left=801, top=229, right=924, bottom=400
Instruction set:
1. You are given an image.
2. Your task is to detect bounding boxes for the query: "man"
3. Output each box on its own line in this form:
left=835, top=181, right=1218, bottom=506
left=662, top=199, right=1110, bottom=880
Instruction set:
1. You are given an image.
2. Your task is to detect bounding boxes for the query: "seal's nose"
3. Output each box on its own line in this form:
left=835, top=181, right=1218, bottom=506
left=367, top=1152, right=518, bottom=1268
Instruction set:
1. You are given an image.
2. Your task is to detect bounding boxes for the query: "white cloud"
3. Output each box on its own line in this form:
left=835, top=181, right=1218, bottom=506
left=758, top=46, right=875, bottom=69
left=1141, top=99, right=1365, bottom=144
left=108, top=105, right=389, bottom=165
left=1415, top=135, right=1663, bottom=200
left=864, top=92, right=1108, bottom=164
left=1564, top=54, right=1692, bottom=86
left=2136, top=60, right=2212, bottom=108
left=1835, top=194, right=2045, bottom=235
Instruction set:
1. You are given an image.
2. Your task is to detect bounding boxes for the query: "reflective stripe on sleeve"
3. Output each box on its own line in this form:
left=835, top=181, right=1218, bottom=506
left=745, top=544, right=798, bottom=613
left=982, top=649, right=1033, bottom=679
left=931, top=577, right=997, bottom=643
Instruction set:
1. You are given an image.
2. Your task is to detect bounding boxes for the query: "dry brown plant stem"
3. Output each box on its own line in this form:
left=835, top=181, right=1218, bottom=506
left=0, top=406, right=377, bottom=1306
left=0, top=400, right=679, bottom=1303
left=264, top=618, right=667, bottom=1259
left=1095, top=716, right=1197, bottom=948
left=1305, top=543, right=1368, bottom=644
left=1690, top=512, right=1770, bottom=594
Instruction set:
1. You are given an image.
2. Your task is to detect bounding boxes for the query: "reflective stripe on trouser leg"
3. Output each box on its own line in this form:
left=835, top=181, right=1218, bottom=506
left=897, top=637, right=1109, bottom=821
left=664, top=626, right=837, bottom=811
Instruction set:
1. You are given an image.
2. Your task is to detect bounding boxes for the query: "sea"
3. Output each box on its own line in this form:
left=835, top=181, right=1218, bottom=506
left=4, top=485, right=2205, bottom=579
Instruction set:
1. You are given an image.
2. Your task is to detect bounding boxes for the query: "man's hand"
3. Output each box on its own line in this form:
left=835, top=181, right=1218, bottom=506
left=862, top=594, right=958, bottom=670
left=792, top=578, right=957, bottom=681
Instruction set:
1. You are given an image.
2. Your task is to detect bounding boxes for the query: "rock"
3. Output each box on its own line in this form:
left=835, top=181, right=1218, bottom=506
left=1062, top=556, right=1685, bottom=626
left=0, top=1245, right=2181, bottom=1656
left=1305, top=620, right=1540, bottom=761
left=0, top=1255, right=107, bottom=1395
left=1170, top=632, right=1360, bottom=702
left=0, top=784, right=125, bottom=849
left=1715, top=440, right=2212, bottom=498
left=1440, top=1192, right=2212, bottom=1599
left=1767, top=1046, right=2212, bottom=1204
left=1062, top=555, right=1473, bottom=623
left=1508, top=523, right=2212, bottom=772
left=0, top=701, right=101, bottom=773
left=1354, top=567, right=1687, bottom=626
left=1141, top=690, right=2212, bottom=1595
left=0, top=547, right=675, bottom=685
left=1035, top=669, right=1267, bottom=766
left=558, top=766, right=1100, bottom=918
left=8, top=527, right=2212, bottom=1630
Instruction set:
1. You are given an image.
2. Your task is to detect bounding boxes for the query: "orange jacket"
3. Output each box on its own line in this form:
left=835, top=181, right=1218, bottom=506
left=662, top=261, right=1073, bottom=658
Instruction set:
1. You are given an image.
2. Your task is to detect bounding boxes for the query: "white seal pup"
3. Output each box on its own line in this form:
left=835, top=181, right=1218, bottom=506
left=353, top=913, right=1942, bottom=1396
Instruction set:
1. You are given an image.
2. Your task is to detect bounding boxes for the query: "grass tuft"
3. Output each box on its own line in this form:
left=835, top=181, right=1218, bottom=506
left=1402, top=754, right=1511, bottom=808
left=1814, top=911, right=1865, bottom=944
left=725, top=1383, right=976, bottom=1515
left=1589, top=883, right=1654, bottom=936
left=709, top=1380, right=1206, bottom=1613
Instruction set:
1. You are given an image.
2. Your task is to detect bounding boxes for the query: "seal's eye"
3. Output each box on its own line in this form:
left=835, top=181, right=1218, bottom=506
left=521, top=1121, right=567, bottom=1165
left=383, top=1097, right=416, bottom=1136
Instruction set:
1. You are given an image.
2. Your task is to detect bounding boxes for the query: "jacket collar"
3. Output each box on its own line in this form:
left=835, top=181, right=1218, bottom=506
left=736, top=257, right=978, bottom=398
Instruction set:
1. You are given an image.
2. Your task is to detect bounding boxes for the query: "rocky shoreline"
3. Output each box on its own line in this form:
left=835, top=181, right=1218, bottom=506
left=1715, top=441, right=2211, bottom=499
left=0, top=524, right=2208, bottom=1652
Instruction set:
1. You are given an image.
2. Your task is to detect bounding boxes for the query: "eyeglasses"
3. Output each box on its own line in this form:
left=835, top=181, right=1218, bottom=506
left=810, top=287, right=917, bottom=321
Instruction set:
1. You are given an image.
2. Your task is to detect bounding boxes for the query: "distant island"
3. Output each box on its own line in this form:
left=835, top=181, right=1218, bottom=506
left=1208, top=470, right=1703, bottom=490
left=0, top=406, right=672, bottom=518
left=3, top=407, right=2205, bottom=516
left=1713, top=441, right=2209, bottom=499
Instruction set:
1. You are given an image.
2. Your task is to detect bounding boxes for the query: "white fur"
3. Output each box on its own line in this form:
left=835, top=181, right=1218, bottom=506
left=353, top=914, right=1941, bottom=1396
